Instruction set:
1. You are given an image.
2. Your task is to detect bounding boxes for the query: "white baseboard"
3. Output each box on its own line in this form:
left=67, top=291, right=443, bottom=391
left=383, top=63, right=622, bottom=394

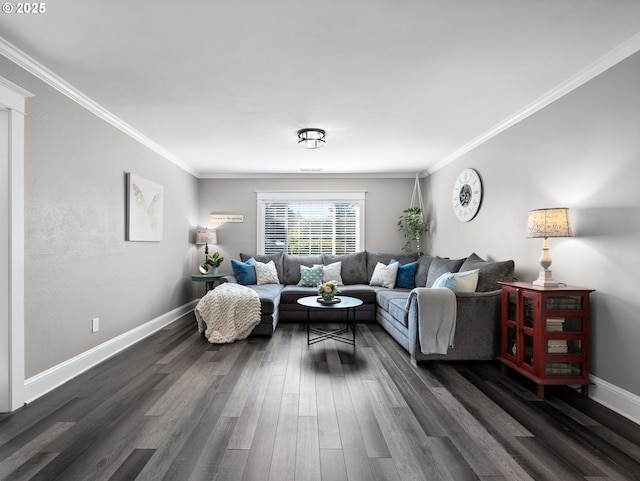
left=24, top=300, right=198, bottom=404
left=589, top=374, right=640, bottom=426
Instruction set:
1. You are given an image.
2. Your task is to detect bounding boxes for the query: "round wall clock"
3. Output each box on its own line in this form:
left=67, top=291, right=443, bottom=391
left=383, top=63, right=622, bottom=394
left=452, top=168, right=482, bottom=222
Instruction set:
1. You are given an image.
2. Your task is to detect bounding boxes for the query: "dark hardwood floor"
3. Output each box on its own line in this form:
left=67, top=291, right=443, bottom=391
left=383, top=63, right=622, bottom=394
left=1, top=313, right=639, bottom=481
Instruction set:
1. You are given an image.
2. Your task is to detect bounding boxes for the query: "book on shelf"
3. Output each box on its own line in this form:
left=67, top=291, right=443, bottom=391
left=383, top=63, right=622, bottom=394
left=546, top=362, right=580, bottom=375
left=548, top=347, right=568, bottom=353
left=548, top=339, right=568, bottom=353
left=546, top=317, right=565, bottom=332
left=546, top=297, right=582, bottom=310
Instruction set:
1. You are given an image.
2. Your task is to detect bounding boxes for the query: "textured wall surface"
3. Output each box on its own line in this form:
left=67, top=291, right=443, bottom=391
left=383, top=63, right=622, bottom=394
left=427, top=51, right=640, bottom=397
left=0, top=56, right=200, bottom=377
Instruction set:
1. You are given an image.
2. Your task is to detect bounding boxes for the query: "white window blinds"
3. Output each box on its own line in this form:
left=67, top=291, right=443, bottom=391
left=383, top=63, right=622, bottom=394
left=257, top=192, right=365, bottom=255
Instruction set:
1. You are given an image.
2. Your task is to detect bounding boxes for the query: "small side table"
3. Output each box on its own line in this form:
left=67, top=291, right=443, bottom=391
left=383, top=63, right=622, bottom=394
left=191, top=273, right=230, bottom=294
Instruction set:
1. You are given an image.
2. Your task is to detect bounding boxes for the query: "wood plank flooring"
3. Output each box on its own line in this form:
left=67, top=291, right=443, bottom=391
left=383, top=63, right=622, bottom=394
left=1, top=313, right=639, bottom=481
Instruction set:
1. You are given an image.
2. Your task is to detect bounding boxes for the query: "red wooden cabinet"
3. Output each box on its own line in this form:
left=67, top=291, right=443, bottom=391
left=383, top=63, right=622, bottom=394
left=498, top=282, right=594, bottom=399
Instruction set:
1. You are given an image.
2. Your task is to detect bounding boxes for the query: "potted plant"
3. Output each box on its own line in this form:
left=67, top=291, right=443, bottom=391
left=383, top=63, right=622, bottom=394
left=205, top=251, right=224, bottom=274
left=200, top=250, right=224, bottom=275
left=318, top=280, right=338, bottom=301
left=397, top=207, right=428, bottom=254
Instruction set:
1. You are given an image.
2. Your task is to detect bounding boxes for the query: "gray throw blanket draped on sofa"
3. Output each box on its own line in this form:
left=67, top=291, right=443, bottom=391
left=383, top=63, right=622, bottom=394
left=407, top=287, right=457, bottom=355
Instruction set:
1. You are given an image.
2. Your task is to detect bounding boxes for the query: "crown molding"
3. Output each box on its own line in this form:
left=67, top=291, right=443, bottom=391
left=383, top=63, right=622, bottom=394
left=198, top=171, right=429, bottom=180
left=428, top=32, right=640, bottom=174
left=0, top=37, right=200, bottom=178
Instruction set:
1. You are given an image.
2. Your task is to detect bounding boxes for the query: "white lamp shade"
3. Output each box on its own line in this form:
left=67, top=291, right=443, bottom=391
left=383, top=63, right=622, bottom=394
left=196, top=228, right=217, bottom=245
left=526, top=208, right=572, bottom=238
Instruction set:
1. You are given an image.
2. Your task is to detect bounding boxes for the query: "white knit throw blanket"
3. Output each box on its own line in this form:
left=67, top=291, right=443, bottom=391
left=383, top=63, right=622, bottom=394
left=195, top=283, right=261, bottom=344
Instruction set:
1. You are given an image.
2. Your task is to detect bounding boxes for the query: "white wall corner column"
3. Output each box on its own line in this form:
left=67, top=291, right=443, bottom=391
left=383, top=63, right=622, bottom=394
left=0, top=76, right=32, bottom=413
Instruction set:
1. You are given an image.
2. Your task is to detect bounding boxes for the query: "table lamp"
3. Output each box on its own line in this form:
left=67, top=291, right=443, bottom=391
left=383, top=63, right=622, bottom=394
left=196, top=227, right=217, bottom=259
left=526, top=208, right=572, bottom=287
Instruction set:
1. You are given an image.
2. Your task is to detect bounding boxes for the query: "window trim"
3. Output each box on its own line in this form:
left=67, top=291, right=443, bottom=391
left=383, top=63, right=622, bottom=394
left=256, top=191, right=366, bottom=255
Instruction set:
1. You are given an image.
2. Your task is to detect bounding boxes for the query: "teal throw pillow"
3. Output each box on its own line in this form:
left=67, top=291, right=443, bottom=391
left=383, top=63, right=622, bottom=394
left=297, top=265, right=324, bottom=287
left=432, top=269, right=479, bottom=292
left=231, top=257, right=257, bottom=285
left=391, top=259, right=418, bottom=289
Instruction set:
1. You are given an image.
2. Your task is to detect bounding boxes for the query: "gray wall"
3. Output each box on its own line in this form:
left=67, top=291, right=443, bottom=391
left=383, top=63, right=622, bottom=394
left=197, top=177, right=421, bottom=269
left=0, top=56, right=200, bottom=378
left=426, top=51, right=640, bottom=397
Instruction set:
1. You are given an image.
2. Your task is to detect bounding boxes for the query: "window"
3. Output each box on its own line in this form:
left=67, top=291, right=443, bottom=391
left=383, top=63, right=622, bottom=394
left=257, top=191, right=365, bottom=255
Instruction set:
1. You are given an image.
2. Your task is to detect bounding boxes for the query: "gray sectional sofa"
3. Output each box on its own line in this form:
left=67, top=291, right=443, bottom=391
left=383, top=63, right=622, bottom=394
left=223, top=251, right=514, bottom=362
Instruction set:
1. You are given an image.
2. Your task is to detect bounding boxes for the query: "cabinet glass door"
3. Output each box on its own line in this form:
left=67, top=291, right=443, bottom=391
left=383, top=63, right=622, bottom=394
left=522, top=334, right=534, bottom=369
left=506, top=325, right=517, bottom=361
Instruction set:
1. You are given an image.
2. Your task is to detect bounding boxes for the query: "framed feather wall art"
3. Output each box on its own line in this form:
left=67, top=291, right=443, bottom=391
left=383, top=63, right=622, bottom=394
left=126, top=173, right=163, bottom=241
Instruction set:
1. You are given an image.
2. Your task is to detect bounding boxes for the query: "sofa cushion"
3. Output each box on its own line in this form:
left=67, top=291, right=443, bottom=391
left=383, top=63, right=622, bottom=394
left=323, top=252, right=367, bottom=284
left=375, top=288, right=411, bottom=327
left=315, top=261, right=344, bottom=285
left=366, top=252, right=418, bottom=282
left=426, top=256, right=465, bottom=287
left=298, top=265, right=324, bottom=287
left=415, top=255, right=435, bottom=287
left=279, top=283, right=377, bottom=305
left=391, top=259, right=419, bottom=289
left=240, top=252, right=284, bottom=284
left=459, top=253, right=515, bottom=292
left=432, top=269, right=479, bottom=292
left=244, top=283, right=284, bottom=316
left=282, top=254, right=324, bottom=285
left=334, top=284, right=378, bottom=304
left=231, top=257, right=257, bottom=285
left=374, top=287, right=411, bottom=311
left=370, top=262, right=399, bottom=289
left=256, top=260, right=281, bottom=285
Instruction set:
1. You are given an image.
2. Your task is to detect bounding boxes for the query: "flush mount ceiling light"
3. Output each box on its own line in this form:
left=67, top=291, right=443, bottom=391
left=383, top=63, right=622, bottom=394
left=297, top=128, right=326, bottom=149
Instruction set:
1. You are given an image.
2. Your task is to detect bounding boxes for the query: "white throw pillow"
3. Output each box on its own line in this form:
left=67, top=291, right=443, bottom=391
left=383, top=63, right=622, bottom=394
left=314, top=261, right=343, bottom=285
left=369, top=262, right=399, bottom=289
left=431, top=269, right=479, bottom=292
left=255, top=260, right=280, bottom=285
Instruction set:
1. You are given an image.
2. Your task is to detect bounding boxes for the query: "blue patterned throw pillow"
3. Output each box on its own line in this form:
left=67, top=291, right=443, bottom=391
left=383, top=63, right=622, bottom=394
left=297, top=265, right=324, bottom=287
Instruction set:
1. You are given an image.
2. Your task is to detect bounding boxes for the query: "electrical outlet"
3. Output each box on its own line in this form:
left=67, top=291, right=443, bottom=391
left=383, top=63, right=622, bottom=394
left=92, top=317, right=99, bottom=333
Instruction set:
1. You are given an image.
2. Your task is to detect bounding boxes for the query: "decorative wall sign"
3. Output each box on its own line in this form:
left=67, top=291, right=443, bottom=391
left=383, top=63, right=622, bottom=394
left=211, top=214, right=244, bottom=223
left=452, top=168, right=482, bottom=222
left=127, top=173, right=163, bottom=241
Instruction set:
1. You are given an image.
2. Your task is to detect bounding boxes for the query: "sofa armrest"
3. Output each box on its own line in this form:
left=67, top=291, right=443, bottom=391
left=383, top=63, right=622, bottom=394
left=221, top=274, right=237, bottom=284
left=407, top=289, right=502, bottom=361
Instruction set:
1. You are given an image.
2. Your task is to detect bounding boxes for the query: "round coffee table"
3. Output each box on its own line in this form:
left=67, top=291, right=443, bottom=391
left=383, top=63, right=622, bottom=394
left=296, top=295, right=363, bottom=346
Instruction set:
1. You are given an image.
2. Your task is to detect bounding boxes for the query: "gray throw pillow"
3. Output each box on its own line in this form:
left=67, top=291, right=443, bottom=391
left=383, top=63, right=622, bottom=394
left=323, top=252, right=367, bottom=284
left=459, top=252, right=515, bottom=292
left=415, top=255, right=434, bottom=287
left=282, top=254, right=323, bottom=285
left=425, top=256, right=466, bottom=287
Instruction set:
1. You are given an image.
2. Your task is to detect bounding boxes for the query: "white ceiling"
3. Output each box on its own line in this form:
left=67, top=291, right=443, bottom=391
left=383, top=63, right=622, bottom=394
left=1, top=1, right=640, bottom=178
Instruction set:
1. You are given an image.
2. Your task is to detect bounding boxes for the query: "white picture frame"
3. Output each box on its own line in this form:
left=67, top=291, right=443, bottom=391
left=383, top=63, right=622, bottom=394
left=126, top=173, right=163, bottom=241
